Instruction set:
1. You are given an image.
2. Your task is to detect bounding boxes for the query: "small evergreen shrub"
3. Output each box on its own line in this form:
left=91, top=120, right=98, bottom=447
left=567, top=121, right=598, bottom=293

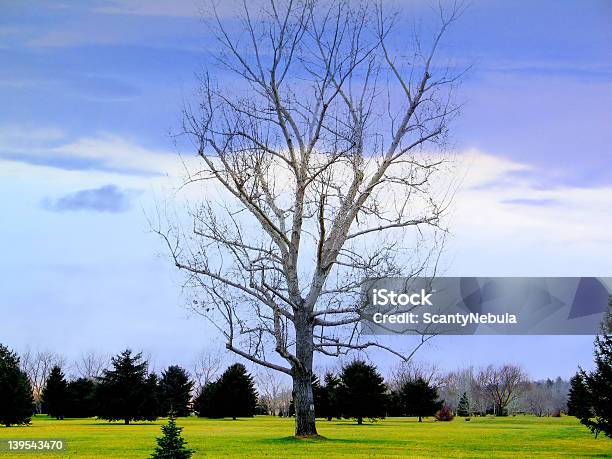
left=150, top=415, right=194, bottom=459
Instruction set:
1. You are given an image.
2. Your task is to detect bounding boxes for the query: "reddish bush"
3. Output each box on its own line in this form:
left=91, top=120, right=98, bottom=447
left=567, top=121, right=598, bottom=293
left=435, top=405, right=455, bottom=421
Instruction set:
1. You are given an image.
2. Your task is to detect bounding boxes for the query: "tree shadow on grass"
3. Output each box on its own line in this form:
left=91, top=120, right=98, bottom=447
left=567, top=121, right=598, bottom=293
left=322, top=422, right=386, bottom=427
left=262, top=436, right=393, bottom=447
left=79, top=421, right=160, bottom=426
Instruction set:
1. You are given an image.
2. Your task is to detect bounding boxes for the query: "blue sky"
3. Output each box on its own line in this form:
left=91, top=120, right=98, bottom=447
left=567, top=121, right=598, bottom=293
left=1, top=0, right=611, bottom=380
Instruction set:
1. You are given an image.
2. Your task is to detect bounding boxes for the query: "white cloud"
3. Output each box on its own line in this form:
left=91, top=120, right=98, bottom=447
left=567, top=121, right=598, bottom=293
left=2, top=128, right=611, bottom=255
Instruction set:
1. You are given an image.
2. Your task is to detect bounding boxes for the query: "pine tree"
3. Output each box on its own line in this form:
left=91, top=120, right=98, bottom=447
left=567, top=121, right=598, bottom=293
left=338, top=360, right=387, bottom=425
left=159, top=366, right=194, bottom=417
left=193, top=382, right=222, bottom=418
left=150, top=415, right=194, bottom=459
left=567, top=373, right=590, bottom=418
left=311, top=374, right=325, bottom=417
left=386, top=390, right=403, bottom=417
left=579, top=298, right=612, bottom=438
left=41, top=365, right=68, bottom=419
left=217, top=364, right=258, bottom=420
left=457, top=392, right=470, bottom=417
left=0, top=344, right=35, bottom=427
left=141, top=373, right=162, bottom=420
left=321, top=373, right=341, bottom=421
left=96, top=349, right=158, bottom=424
left=65, top=378, right=96, bottom=418
left=400, top=378, right=443, bottom=422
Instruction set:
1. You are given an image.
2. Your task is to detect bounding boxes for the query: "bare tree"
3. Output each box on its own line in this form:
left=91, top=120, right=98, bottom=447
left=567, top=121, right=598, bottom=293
left=20, top=349, right=65, bottom=412
left=256, top=368, right=292, bottom=416
left=389, top=360, right=440, bottom=390
left=74, top=351, right=108, bottom=380
left=438, top=366, right=475, bottom=411
left=192, top=347, right=224, bottom=389
left=476, top=364, right=527, bottom=416
left=157, top=0, right=464, bottom=436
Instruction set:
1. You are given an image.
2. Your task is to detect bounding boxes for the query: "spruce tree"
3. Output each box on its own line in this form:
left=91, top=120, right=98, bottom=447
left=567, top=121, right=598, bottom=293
left=321, top=372, right=341, bottom=421
left=0, top=344, right=35, bottom=427
left=142, top=373, right=162, bottom=420
left=150, top=415, right=194, bottom=459
left=579, top=298, right=612, bottom=438
left=311, top=374, right=325, bottom=418
left=400, top=378, right=443, bottom=422
left=65, top=378, right=96, bottom=418
left=41, top=365, right=68, bottom=419
left=96, top=349, right=158, bottom=424
left=567, top=373, right=590, bottom=419
left=338, top=360, right=387, bottom=425
left=457, top=392, right=470, bottom=417
left=193, top=381, right=222, bottom=418
left=159, top=366, right=194, bottom=417
left=217, top=364, right=258, bottom=420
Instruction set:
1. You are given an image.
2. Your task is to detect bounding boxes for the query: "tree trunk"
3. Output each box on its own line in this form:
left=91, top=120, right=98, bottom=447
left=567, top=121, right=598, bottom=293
left=293, top=371, right=317, bottom=436
left=293, top=317, right=318, bottom=437
left=418, top=416, right=422, bottom=422
left=124, top=419, right=129, bottom=425
left=357, top=417, right=363, bottom=425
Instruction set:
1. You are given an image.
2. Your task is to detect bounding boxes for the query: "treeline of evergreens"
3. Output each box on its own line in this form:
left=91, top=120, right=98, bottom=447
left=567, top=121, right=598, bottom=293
left=2, top=330, right=610, bottom=439
left=0, top=345, right=448, bottom=426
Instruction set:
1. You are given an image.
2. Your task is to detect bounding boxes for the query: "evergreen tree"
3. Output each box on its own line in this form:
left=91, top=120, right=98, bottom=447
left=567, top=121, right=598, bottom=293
left=193, top=381, right=222, bottom=418
left=457, top=392, right=470, bottom=417
left=579, top=298, right=612, bottom=438
left=142, top=373, right=162, bottom=419
left=338, top=360, right=387, bottom=425
left=41, top=365, right=68, bottom=419
left=96, top=349, right=158, bottom=424
left=65, top=378, right=96, bottom=418
left=311, top=374, right=325, bottom=418
left=567, top=373, right=590, bottom=418
left=400, top=378, right=443, bottom=422
left=386, top=390, right=403, bottom=417
left=150, top=415, right=194, bottom=459
left=0, top=344, right=35, bottom=427
left=320, top=372, right=341, bottom=421
left=159, top=365, right=194, bottom=417
left=217, top=364, right=258, bottom=420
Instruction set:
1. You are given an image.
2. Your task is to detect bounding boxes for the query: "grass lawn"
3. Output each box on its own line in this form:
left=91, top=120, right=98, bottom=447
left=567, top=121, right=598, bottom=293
left=0, top=415, right=610, bottom=458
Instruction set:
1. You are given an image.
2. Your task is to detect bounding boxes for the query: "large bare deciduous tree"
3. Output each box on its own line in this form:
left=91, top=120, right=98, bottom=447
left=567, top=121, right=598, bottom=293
left=20, top=349, right=65, bottom=413
left=158, top=0, right=464, bottom=436
left=476, top=364, right=527, bottom=415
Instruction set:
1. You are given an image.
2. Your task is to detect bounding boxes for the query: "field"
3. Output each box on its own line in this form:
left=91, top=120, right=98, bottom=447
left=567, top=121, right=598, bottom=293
left=0, top=415, right=610, bottom=458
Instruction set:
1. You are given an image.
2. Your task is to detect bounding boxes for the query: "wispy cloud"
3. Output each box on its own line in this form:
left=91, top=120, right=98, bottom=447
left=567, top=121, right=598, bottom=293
left=0, top=128, right=192, bottom=176
left=41, top=184, right=140, bottom=213
left=501, top=198, right=558, bottom=207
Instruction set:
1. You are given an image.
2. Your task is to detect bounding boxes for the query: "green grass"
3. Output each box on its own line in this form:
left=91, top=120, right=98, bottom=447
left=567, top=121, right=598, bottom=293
left=0, top=415, right=610, bottom=458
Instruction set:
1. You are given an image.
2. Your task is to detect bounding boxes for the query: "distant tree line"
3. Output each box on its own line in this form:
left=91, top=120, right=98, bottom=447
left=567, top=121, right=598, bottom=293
left=2, top=342, right=609, bottom=429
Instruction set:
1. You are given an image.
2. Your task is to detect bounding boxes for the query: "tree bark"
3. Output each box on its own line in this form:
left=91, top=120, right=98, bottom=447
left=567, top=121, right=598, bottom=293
left=293, top=372, right=317, bottom=436
left=357, top=417, right=363, bottom=425
left=293, top=317, right=318, bottom=437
